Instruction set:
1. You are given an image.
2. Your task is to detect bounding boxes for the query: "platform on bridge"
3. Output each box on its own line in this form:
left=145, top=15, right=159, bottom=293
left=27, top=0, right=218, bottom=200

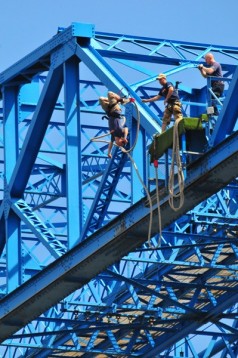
left=149, top=115, right=208, bottom=162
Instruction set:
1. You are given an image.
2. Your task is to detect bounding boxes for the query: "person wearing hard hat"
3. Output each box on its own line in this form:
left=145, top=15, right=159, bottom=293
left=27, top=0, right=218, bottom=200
left=142, top=73, right=183, bottom=132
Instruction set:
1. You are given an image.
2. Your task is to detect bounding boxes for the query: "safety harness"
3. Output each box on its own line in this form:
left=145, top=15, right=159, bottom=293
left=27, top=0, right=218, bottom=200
left=102, top=97, right=125, bottom=121
left=165, top=81, right=182, bottom=113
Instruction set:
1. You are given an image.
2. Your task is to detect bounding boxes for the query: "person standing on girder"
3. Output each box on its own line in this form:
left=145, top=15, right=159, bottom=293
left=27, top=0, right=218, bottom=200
left=198, top=53, right=224, bottom=115
left=99, top=91, right=131, bottom=158
left=142, top=73, right=183, bottom=132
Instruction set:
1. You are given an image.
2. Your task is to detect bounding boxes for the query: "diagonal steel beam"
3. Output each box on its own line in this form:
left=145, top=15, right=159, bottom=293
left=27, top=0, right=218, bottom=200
left=75, top=44, right=161, bottom=136
left=0, top=66, right=63, bottom=253
left=80, top=147, right=129, bottom=241
left=0, top=130, right=238, bottom=342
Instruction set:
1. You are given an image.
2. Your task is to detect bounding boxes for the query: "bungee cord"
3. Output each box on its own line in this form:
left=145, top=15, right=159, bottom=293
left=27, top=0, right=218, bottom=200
left=90, top=82, right=186, bottom=248
left=168, top=118, right=185, bottom=211
left=120, top=147, right=154, bottom=247
left=91, top=98, right=162, bottom=248
left=153, top=161, right=163, bottom=248
left=90, top=114, right=185, bottom=248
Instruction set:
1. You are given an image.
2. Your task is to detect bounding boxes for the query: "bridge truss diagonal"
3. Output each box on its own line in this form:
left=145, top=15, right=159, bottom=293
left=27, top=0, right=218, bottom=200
left=0, top=22, right=238, bottom=357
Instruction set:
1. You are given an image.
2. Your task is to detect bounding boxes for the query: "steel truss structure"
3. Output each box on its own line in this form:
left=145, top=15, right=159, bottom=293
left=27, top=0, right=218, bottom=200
left=0, top=22, right=238, bottom=357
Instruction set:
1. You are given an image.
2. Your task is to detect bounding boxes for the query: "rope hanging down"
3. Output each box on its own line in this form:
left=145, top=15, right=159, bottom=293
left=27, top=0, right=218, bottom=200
left=118, top=102, right=162, bottom=248
left=91, top=98, right=162, bottom=248
left=168, top=118, right=185, bottom=211
left=120, top=147, right=162, bottom=249
left=146, top=159, right=163, bottom=249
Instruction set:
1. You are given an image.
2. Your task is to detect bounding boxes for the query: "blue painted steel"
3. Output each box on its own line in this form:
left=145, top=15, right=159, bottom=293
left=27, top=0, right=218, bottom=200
left=8, top=67, right=63, bottom=197
left=6, top=211, right=21, bottom=293
left=3, top=87, right=19, bottom=181
left=210, top=65, right=238, bottom=146
left=64, top=57, right=82, bottom=249
left=3, top=86, right=22, bottom=293
left=75, top=44, right=161, bottom=136
left=80, top=147, right=129, bottom=241
left=71, top=22, right=95, bottom=38
left=0, top=23, right=238, bottom=357
left=13, top=199, right=66, bottom=258
left=0, top=129, right=238, bottom=340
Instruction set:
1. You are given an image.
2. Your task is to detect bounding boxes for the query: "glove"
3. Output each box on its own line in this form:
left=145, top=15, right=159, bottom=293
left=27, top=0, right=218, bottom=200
left=129, top=98, right=135, bottom=103
left=198, top=64, right=203, bottom=70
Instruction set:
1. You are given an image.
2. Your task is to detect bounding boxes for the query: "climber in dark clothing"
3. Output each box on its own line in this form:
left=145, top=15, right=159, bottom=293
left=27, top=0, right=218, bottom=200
left=198, top=52, right=224, bottom=115
left=142, top=73, right=183, bottom=132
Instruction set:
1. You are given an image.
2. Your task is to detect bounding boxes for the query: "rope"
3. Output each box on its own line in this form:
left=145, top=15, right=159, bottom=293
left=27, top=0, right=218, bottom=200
left=121, top=148, right=154, bottom=248
left=168, top=118, right=185, bottom=211
left=118, top=104, right=162, bottom=249
left=154, top=163, right=162, bottom=248
left=91, top=132, right=111, bottom=141
left=91, top=99, right=162, bottom=248
left=144, top=159, right=163, bottom=249
left=122, top=101, right=140, bottom=154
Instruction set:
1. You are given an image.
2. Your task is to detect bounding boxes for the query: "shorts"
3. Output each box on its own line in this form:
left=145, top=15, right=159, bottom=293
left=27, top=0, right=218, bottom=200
left=109, top=112, right=125, bottom=139
left=163, top=101, right=182, bottom=124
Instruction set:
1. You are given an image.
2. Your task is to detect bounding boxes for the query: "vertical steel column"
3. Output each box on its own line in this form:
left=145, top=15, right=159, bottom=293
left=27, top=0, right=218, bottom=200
left=210, top=65, right=238, bottom=146
left=64, top=56, right=82, bottom=249
left=3, top=86, right=21, bottom=292
left=129, top=105, right=148, bottom=204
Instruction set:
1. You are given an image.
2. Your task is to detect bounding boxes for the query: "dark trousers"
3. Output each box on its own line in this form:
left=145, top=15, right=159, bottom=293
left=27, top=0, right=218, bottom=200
left=211, top=82, right=225, bottom=115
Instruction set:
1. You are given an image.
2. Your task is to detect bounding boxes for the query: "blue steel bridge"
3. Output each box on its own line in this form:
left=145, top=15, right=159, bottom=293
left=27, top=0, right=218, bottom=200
left=0, top=22, right=238, bottom=357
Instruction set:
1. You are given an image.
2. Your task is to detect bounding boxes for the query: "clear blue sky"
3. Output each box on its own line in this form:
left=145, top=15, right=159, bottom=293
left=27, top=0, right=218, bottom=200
left=0, top=0, right=237, bottom=73
left=0, top=4, right=236, bottom=356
